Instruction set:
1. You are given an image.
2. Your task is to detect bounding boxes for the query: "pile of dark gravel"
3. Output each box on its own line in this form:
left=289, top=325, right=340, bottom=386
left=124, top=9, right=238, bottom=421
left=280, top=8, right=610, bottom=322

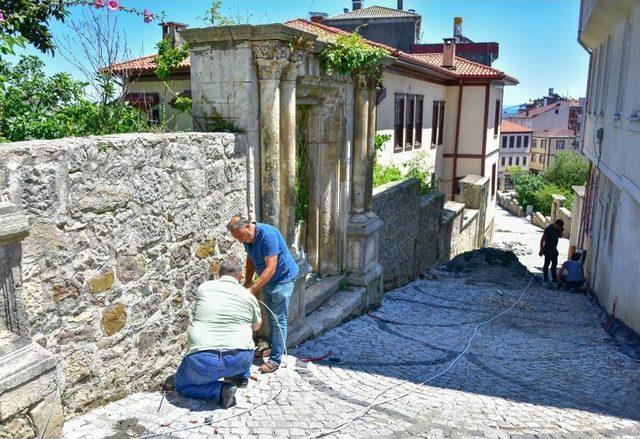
left=439, top=248, right=528, bottom=275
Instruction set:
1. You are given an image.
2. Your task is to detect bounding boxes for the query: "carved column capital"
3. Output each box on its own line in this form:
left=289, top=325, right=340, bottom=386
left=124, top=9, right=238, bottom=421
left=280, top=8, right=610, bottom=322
left=253, top=43, right=290, bottom=81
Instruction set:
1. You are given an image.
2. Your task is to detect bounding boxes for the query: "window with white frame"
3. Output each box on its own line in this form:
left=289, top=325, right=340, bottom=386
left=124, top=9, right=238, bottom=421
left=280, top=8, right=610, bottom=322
left=556, top=140, right=565, bottom=150
left=502, top=136, right=507, bottom=148
left=516, top=136, right=522, bottom=148
left=509, top=136, right=515, bottom=148
left=524, top=136, right=529, bottom=148
left=523, top=156, right=527, bottom=166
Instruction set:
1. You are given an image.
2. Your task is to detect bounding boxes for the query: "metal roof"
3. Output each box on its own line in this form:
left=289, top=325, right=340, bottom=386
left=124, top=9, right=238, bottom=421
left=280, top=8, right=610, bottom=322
left=327, top=6, right=420, bottom=21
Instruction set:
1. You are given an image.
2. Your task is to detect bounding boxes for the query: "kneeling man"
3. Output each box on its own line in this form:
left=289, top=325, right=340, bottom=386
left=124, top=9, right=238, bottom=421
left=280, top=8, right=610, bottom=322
left=174, top=256, right=261, bottom=408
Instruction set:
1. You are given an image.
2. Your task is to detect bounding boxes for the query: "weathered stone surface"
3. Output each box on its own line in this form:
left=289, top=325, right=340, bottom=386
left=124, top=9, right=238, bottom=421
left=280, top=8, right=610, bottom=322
left=115, top=256, right=145, bottom=284
left=101, top=303, right=126, bottom=336
left=0, top=133, right=248, bottom=417
left=0, top=416, right=36, bottom=439
left=195, top=238, right=217, bottom=259
left=29, top=391, right=64, bottom=439
left=88, top=270, right=115, bottom=294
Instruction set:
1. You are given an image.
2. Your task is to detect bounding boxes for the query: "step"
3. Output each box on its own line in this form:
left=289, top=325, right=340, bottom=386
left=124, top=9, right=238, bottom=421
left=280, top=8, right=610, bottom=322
left=304, top=275, right=344, bottom=316
left=287, top=287, right=367, bottom=348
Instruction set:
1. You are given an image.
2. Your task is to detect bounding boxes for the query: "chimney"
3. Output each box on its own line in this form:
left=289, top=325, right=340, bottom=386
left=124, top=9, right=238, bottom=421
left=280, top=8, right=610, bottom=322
left=548, top=87, right=554, bottom=96
left=453, top=17, right=463, bottom=41
left=352, top=0, right=362, bottom=11
left=442, top=38, right=456, bottom=69
left=161, top=22, right=188, bottom=47
left=397, top=0, right=403, bottom=10
left=344, top=8, right=349, bottom=13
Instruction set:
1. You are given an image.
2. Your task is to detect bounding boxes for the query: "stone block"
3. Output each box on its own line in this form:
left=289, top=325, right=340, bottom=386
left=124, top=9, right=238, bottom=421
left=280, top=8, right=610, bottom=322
left=28, top=391, right=64, bottom=439
left=101, top=303, right=127, bottom=336
left=116, top=256, right=145, bottom=284
left=89, top=270, right=115, bottom=294
left=0, top=343, right=59, bottom=422
left=195, top=238, right=217, bottom=259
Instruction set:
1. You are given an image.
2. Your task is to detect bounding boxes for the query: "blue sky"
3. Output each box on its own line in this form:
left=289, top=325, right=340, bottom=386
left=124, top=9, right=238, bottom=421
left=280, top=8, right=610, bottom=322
left=15, top=0, right=589, bottom=107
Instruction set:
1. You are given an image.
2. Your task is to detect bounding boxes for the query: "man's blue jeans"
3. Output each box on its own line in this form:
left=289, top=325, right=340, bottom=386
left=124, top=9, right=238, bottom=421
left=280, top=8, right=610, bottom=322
left=174, top=349, right=253, bottom=401
left=262, top=280, right=294, bottom=366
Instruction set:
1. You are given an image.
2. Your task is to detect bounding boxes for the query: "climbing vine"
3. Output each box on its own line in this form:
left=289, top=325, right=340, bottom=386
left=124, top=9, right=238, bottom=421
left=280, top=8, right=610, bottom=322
left=318, top=29, right=388, bottom=80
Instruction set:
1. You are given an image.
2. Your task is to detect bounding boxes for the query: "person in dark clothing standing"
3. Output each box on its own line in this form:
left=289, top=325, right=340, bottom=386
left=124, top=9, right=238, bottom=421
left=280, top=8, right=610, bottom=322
left=539, top=219, right=564, bottom=287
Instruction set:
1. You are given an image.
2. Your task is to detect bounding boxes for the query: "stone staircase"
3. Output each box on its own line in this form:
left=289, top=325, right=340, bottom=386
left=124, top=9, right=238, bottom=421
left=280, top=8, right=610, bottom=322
left=287, top=275, right=370, bottom=347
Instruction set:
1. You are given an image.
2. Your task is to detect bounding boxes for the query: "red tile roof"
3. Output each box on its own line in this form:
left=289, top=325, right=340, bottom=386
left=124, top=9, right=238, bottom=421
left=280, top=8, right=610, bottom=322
left=501, top=120, right=533, bottom=133
left=108, top=53, right=190, bottom=75
left=109, top=19, right=517, bottom=84
left=515, top=102, right=567, bottom=118
left=533, top=129, right=575, bottom=138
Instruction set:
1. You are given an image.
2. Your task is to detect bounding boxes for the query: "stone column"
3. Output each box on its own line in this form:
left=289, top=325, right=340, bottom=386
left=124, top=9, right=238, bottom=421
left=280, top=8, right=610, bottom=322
left=253, top=43, right=289, bottom=225
left=365, top=81, right=377, bottom=214
left=0, top=202, right=63, bottom=439
left=351, top=73, right=370, bottom=215
left=459, top=175, right=490, bottom=247
left=279, top=55, right=301, bottom=248
left=345, top=74, right=383, bottom=310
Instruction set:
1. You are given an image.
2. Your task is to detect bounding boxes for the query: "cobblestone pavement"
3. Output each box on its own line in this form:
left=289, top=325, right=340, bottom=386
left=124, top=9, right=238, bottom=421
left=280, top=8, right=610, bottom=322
left=64, top=210, right=640, bottom=438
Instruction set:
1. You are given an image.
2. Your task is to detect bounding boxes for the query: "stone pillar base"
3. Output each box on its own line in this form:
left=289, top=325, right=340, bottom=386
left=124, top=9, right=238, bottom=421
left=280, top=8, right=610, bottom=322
left=345, top=213, right=384, bottom=308
left=0, top=342, right=63, bottom=439
left=287, top=255, right=312, bottom=334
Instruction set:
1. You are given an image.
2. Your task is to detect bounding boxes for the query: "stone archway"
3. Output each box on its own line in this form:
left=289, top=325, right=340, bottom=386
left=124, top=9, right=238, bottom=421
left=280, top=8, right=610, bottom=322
left=296, top=77, right=346, bottom=276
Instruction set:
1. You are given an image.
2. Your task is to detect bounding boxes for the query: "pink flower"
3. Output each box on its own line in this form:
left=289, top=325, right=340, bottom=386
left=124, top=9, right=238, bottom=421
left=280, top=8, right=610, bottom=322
left=106, top=1, right=120, bottom=11
left=143, top=8, right=154, bottom=23
left=0, top=12, right=5, bottom=23
left=93, top=0, right=104, bottom=8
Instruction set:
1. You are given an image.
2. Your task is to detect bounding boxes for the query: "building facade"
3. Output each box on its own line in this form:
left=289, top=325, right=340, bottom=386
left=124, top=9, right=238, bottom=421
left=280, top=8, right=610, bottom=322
left=576, top=0, right=640, bottom=333
left=498, top=120, right=533, bottom=189
left=530, top=129, right=576, bottom=173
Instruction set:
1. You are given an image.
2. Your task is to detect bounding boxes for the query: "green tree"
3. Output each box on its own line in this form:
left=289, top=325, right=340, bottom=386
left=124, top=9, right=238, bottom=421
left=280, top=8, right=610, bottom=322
left=0, top=55, right=145, bottom=142
left=533, top=184, right=573, bottom=216
left=512, top=172, right=546, bottom=210
left=543, top=151, right=590, bottom=190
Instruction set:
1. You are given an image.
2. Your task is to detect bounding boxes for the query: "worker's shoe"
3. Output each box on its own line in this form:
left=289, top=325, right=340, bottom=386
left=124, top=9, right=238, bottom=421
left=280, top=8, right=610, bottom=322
left=162, top=375, right=175, bottom=392
left=224, top=374, right=249, bottom=388
left=218, top=383, right=237, bottom=409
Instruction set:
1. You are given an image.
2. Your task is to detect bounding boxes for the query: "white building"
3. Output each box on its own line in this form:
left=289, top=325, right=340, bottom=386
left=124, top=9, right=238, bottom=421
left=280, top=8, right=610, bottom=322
left=576, top=0, right=640, bottom=333
left=507, top=99, right=578, bottom=133
left=498, top=120, right=533, bottom=189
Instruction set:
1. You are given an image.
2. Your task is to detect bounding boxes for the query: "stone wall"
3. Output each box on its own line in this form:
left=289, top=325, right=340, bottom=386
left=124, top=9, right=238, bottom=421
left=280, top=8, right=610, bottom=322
left=373, top=179, right=482, bottom=290
left=497, top=191, right=524, bottom=217
left=0, top=133, right=248, bottom=417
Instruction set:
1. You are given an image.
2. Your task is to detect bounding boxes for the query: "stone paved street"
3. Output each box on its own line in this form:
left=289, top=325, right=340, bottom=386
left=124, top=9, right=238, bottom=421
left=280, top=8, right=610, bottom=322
left=64, top=209, right=640, bottom=438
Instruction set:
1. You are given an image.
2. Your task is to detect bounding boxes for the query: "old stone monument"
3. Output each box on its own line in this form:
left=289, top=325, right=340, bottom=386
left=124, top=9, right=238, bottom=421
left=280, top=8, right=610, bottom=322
left=0, top=202, right=63, bottom=439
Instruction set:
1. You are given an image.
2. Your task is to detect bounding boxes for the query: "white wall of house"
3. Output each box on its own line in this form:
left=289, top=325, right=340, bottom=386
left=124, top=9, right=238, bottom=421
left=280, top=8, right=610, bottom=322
left=128, top=78, right=194, bottom=131
left=376, top=71, right=447, bottom=177
left=579, top=0, right=640, bottom=333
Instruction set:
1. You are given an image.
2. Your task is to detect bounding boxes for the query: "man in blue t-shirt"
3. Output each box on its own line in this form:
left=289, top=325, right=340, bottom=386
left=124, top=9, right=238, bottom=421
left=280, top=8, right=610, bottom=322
left=227, top=216, right=299, bottom=373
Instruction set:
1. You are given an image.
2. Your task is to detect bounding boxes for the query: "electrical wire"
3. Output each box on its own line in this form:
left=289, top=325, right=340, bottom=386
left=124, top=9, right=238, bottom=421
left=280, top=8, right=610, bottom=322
left=139, top=299, right=289, bottom=438
left=306, top=273, right=535, bottom=439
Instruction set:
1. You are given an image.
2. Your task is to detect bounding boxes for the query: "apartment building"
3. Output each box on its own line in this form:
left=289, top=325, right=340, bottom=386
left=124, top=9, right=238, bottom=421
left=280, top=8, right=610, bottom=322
left=576, top=0, right=640, bottom=333
left=498, top=120, right=533, bottom=189
left=530, top=129, right=575, bottom=173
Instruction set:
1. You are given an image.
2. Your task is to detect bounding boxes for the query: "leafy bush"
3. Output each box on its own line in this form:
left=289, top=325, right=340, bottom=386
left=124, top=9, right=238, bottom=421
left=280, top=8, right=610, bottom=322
left=373, top=163, right=402, bottom=187
left=513, top=172, right=546, bottom=210
left=403, top=151, right=434, bottom=195
left=0, top=56, right=146, bottom=142
left=533, top=184, right=573, bottom=216
left=319, top=29, right=388, bottom=79
left=374, top=133, right=391, bottom=153
left=543, top=152, right=590, bottom=190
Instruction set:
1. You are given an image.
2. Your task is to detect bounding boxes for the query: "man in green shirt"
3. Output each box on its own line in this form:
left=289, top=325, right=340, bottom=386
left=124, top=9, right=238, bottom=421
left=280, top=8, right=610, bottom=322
left=173, top=256, right=262, bottom=408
